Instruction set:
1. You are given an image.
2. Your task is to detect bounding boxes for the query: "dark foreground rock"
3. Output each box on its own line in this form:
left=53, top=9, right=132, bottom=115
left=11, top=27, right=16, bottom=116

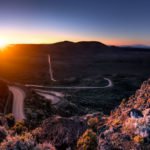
left=38, top=115, right=87, bottom=149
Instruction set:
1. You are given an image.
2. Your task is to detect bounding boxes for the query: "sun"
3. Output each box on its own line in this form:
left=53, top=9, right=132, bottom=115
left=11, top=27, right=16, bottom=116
left=0, top=39, right=8, bottom=50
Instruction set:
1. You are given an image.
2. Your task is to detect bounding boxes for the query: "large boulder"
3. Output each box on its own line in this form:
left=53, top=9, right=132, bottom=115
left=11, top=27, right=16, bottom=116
left=38, top=115, right=87, bottom=149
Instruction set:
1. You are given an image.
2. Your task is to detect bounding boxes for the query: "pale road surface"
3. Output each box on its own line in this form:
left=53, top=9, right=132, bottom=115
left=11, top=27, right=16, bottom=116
left=48, top=55, right=57, bottom=82
left=34, top=89, right=64, bottom=97
left=34, top=89, right=64, bottom=104
left=36, top=91, right=61, bottom=104
left=34, top=78, right=113, bottom=104
left=104, top=78, right=113, bottom=87
left=25, top=78, right=113, bottom=89
left=8, top=86, right=26, bottom=121
left=6, top=78, right=112, bottom=119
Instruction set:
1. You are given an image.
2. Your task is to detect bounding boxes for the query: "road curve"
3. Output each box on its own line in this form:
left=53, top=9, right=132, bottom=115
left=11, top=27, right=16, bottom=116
left=104, top=78, right=113, bottom=88
left=34, top=89, right=64, bottom=97
left=25, top=78, right=113, bottom=89
left=36, top=91, right=61, bottom=104
left=8, top=86, right=26, bottom=121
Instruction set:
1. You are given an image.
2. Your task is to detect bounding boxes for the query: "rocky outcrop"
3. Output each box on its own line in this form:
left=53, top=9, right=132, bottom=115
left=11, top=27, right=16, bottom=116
left=97, top=79, right=150, bottom=149
left=0, top=78, right=150, bottom=149
left=37, top=115, right=87, bottom=150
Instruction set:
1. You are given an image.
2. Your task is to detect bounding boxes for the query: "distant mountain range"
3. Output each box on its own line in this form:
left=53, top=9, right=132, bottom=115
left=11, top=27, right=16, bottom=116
left=120, top=44, right=150, bottom=49
left=10, top=41, right=150, bottom=50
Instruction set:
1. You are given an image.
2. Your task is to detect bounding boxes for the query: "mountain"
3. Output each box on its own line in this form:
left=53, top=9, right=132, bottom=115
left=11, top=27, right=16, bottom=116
left=121, top=44, right=150, bottom=49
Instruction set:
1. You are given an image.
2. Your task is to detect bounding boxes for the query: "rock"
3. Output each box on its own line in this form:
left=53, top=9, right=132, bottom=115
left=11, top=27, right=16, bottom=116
left=98, top=125, right=109, bottom=134
left=97, top=138, right=112, bottom=150
left=136, top=126, right=150, bottom=138
left=38, top=115, right=87, bottom=149
left=143, top=108, right=150, bottom=116
left=128, top=109, right=143, bottom=118
left=96, top=79, right=150, bottom=149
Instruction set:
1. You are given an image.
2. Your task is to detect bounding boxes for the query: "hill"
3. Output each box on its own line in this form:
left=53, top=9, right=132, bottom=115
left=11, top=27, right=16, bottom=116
left=97, top=78, right=150, bottom=149
left=0, top=41, right=150, bottom=115
left=1, top=41, right=150, bottom=83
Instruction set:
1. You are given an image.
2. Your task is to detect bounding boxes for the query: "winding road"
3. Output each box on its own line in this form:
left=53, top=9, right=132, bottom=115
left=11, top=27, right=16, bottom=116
left=5, top=54, right=113, bottom=120
left=8, top=86, right=26, bottom=121
left=104, top=78, right=113, bottom=87
left=7, top=78, right=112, bottom=119
left=27, top=78, right=113, bottom=104
left=34, top=89, right=64, bottom=97
left=48, top=55, right=57, bottom=82
left=35, top=91, right=61, bottom=104
left=34, top=89, right=64, bottom=104
left=6, top=78, right=112, bottom=121
left=25, top=77, right=113, bottom=89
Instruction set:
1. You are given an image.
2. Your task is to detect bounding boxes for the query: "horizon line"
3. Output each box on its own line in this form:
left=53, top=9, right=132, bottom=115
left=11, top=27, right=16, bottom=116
left=4, top=40, right=150, bottom=47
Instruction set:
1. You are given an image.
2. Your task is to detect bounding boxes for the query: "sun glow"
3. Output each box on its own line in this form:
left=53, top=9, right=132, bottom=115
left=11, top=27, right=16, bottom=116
left=0, top=39, right=8, bottom=50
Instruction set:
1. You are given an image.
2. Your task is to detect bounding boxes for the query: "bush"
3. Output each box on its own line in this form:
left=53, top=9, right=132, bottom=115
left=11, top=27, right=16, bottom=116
left=87, top=117, right=99, bottom=131
left=13, top=121, right=27, bottom=134
left=133, top=135, right=144, bottom=143
left=6, top=113, right=15, bottom=128
left=77, top=129, right=97, bottom=150
left=0, top=133, right=35, bottom=149
left=35, top=142, right=56, bottom=150
left=112, top=119, right=120, bottom=126
left=0, top=126, right=7, bottom=142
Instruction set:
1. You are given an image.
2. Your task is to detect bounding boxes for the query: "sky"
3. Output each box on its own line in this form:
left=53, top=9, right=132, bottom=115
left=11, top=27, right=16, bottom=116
left=0, top=0, right=150, bottom=46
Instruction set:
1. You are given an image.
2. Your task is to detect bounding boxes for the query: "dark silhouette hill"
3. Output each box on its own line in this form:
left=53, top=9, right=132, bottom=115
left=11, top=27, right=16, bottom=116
left=1, top=41, right=150, bottom=83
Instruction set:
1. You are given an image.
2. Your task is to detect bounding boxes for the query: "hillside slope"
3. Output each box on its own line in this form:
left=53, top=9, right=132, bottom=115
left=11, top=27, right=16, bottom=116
left=0, top=78, right=150, bottom=149
left=97, top=78, right=150, bottom=149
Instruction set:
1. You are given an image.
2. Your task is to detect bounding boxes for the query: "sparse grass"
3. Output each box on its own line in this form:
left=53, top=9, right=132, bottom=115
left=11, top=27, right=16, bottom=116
left=133, top=135, right=144, bottom=143
left=88, top=117, right=99, bottom=131
left=77, top=129, right=97, bottom=150
left=12, top=121, right=27, bottom=135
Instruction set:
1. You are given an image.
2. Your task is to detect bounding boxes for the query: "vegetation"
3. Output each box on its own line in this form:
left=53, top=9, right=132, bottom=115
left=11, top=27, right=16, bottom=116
left=12, top=121, right=27, bottom=135
left=133, top=135, right=144, bottom=143
left=0, top=126, right=7, bottom=142
left=87, top=117, right=99, bottom=131
left=0, top=44, right=150, bottom=149
left=77, top=129, right=97, bottom=150
left=6, top=113, right=15, bottom=128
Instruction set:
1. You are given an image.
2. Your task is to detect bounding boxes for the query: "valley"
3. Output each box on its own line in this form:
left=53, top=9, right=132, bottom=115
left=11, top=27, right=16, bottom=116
left=0, top=42, right=150, bottom=117
left=0, top=41, right=150, bottom=149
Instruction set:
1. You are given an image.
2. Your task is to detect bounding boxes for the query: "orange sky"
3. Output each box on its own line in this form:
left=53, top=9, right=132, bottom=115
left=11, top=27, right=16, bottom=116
left=0, top=29, right=150, bottom=46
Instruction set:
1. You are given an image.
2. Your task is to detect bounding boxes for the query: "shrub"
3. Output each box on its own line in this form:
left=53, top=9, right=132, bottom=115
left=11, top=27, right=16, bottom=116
left=87, top=117, right=99, bottom=131
left=35, top=142, right=56, bottom=150
left=0, top=126, right=7, bottom=142
left=77, top=129, right=97, bottom=150
left=6, top=113, right=15, bottom=128
left=13, top=121, right=27, bottom=134
left=112, top=119, right=120, bottom=126
left=32, top=127, right=43, bottom=143
left=0, top=133, right=35, bottom=149
left=133, top=135, right=144, bottom=143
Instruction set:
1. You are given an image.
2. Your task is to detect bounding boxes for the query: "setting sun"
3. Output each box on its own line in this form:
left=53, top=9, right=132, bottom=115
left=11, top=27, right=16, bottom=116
left=0, top=39, right=8, bottom=50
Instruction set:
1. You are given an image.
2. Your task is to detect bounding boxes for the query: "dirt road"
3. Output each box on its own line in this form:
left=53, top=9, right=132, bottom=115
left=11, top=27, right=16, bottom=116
left=8, top=86, right=26, bottom=121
